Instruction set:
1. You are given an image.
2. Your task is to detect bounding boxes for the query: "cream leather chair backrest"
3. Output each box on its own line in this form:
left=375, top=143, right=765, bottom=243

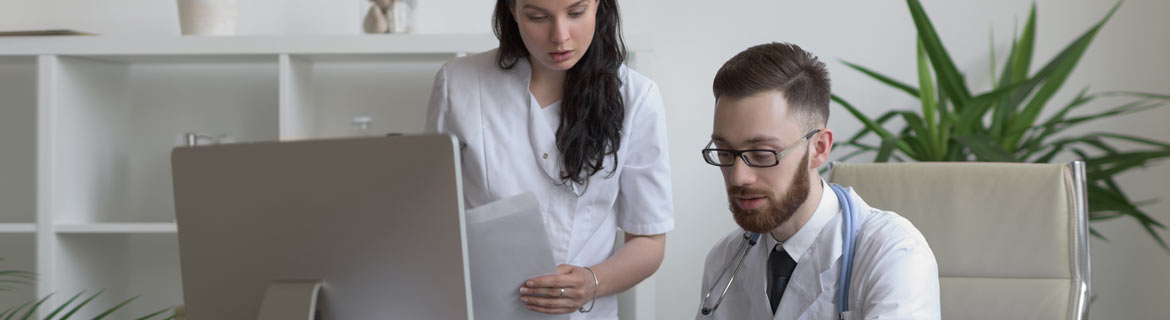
left=828, top=162, right=1090, bottom=320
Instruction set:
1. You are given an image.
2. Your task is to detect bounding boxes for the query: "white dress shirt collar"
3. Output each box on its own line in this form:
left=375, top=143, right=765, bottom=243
left=765, top=179, right=839, bottom=262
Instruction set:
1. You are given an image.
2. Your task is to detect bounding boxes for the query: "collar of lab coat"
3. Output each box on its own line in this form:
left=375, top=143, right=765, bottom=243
left=779, top=186, right=874, bottom=319
left=514, top=58, right=565, bottom=183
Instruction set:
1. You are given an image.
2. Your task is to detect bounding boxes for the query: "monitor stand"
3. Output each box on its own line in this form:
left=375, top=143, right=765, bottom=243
left=256, top=280, right=323, bottom=320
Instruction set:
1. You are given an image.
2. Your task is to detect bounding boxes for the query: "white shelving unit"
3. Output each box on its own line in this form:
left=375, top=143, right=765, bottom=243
left=1, top=34, right=501, bottom=319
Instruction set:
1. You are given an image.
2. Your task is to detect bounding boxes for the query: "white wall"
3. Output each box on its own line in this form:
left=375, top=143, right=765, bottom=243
left=2, top=0, right=1166, bottom=318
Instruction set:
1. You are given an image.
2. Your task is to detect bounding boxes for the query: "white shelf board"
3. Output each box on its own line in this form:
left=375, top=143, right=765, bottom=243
left=0, top=34, right=499, bottom=56
left=0, top=223, right=36, bottom=233
left=55, top=223, right=177, bottom=234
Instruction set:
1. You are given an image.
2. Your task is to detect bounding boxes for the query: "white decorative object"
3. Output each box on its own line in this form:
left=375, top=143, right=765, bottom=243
left=177, top=0, right=239, bottom=35
left=387, top=0, right=413, bottom=33
left=363, top=5, right=389, bottom=34
left=176, top=132, right=234, bottom=147
left=363, top=0, right=413, bottom=34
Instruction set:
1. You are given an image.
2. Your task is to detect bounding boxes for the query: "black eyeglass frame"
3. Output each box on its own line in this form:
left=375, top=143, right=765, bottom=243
left=701, top=129, right=821, bottom=168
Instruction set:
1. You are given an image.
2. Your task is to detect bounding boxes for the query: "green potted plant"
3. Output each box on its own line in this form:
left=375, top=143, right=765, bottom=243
left=0, top=258, right=176, bottom=319
left=832, top=0, right=1170, bottom=251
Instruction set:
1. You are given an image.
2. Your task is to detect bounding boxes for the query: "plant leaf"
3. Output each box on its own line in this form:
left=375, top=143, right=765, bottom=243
left=59, top=289, right=104, bottom=320
left=1049, top=101, right=1160, bottom=129
left=1085, top=151, right=1170, bottom=179
left=0, top=271, right=36, bottom=279
left=844, top=110, right=903, bottom=146
left=1025, top=99, right=1161, bottom=155
left=133, top=307, right=174, bottom=320
left=1090, top=227, right=1108, bottom=241
left=991, top=3, right=1037, bottom=139
left=1008, top=4, right=1037, bottom=93
left=3, top=301, right=31, bottom=320
left=900, top=112, right=939, bottom=160
left=1100, top=91, right=1170, bottom=100
left=1087, top=183, right=1170, bottom=252
left=831, top=94, right=919, bottom=158
left=0, top=304, right=17, bottom=319
left=1018, top=87, right=1096, bottom=154
left=988, top=25, right=997, bottom=88
left=44, top=291, right=86, bottom=320
left=876, top=136, right=899, bottom=162
left=1004, top=1, right=1122, bottom=148
left=1093, top=132, right=1170, bottom=149
left=907, top=0, right=972, bottom=109
left=841, top=60, right=920, bottom=98
left=954, top=134, right=1018, bottom=161
left=917, top=38, right=941, bottom=157
left=832, top=94, right=896, bottom=140
left=18, top=294, right=52, bottom=320
left=1090, top=178, right=1166, bottom=229
left=955, top=79, right=1030, bottom=135
left=92, top=295, right=139, bottom=320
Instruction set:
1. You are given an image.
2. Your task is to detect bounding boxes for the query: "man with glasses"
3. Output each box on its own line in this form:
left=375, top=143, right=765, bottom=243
left=696, top=43, right=940, bottom=320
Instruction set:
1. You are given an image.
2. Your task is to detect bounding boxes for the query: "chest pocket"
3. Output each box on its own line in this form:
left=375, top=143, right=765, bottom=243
left=794, top=290, right=840, bottom=320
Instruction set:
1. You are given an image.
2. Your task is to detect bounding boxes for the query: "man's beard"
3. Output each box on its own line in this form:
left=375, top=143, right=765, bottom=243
left=727, top=150, right=811, bottom=234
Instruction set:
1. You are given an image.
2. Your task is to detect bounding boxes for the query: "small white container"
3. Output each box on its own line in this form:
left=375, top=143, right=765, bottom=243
left=177, top=0, right=239, bottom=35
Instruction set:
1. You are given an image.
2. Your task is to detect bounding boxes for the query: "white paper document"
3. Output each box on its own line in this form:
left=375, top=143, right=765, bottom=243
left=465, top=193, right=568, bottom=320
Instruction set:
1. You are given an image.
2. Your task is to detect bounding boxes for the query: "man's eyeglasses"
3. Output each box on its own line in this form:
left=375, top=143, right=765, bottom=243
left=702, top=130, right=820, bottom=168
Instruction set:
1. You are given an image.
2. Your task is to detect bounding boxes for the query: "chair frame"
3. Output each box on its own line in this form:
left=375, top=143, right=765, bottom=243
left=1069, top=161, right=1090, bottom=320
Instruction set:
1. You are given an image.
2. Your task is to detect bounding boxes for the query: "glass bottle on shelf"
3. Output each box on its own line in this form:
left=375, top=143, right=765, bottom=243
left=351, top=116, right=374, bottom=136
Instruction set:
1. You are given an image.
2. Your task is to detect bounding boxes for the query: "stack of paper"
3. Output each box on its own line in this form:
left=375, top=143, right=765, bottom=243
left=466, top=193, right=568, bottom=320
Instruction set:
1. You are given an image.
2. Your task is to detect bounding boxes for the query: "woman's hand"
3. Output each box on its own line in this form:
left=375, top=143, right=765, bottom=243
left=519, top=264, right=596, bottom=314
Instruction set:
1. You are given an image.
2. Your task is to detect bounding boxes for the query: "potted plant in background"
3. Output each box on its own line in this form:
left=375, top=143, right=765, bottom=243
left=0, top=258, right=176, bottom=319
left=832, top=0, right=1170, bottom=251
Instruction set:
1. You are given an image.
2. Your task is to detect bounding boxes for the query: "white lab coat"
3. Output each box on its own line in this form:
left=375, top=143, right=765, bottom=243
left=697, top=187, right=940, bottom=320
left=427, top=49, right=676, bottom=319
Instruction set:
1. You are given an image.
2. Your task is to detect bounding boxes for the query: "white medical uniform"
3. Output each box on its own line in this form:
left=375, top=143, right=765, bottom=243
left=427, top=49, right=676, bottom=319
left=697, top=180, right=940, bottom=320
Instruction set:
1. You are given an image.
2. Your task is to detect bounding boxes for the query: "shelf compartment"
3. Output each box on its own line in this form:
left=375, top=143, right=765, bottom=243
left=0, top=234, right=37, bottom=308
left=53, top=233, right=182, bottom=319
left=46, top=55, right=280, bottom=225
left=280, top=53, right=454, bottom=140
left=0, top=56, right=37, bottom=224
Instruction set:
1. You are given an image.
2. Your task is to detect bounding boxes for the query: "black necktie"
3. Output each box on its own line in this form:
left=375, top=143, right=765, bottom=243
left=768, top=244, right=798, bottom=314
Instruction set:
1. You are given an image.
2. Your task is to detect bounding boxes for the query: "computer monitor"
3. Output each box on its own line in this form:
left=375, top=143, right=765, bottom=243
left=171, top=135, right=471, bottom=320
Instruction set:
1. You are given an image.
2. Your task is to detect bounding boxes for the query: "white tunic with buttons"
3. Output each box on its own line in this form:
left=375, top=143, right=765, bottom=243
left=697, top=183, right=940, bottom=320
left=426, top=49, right=676, bottom=319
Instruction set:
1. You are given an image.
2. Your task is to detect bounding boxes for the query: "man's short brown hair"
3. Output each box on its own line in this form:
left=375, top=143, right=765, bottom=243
left=713, top=42, right=831, bottom=131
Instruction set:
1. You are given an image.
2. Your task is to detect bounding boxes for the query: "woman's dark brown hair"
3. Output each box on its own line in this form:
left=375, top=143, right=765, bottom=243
left=493, top=0, right=627, bottom=186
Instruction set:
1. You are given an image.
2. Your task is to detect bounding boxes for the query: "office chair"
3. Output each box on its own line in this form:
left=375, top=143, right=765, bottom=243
left=828, top=161, right=1090, bottom=320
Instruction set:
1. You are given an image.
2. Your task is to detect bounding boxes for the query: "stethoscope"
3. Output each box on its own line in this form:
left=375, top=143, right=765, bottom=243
left=700, top=184, right=860, bottom=319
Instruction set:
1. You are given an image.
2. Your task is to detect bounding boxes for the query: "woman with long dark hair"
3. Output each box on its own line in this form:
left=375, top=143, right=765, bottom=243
left=426, top=0, right=673, bottom=318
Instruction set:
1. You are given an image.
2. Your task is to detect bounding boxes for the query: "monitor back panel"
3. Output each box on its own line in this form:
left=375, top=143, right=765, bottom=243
left=172, top=135, right=470, bottom=320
